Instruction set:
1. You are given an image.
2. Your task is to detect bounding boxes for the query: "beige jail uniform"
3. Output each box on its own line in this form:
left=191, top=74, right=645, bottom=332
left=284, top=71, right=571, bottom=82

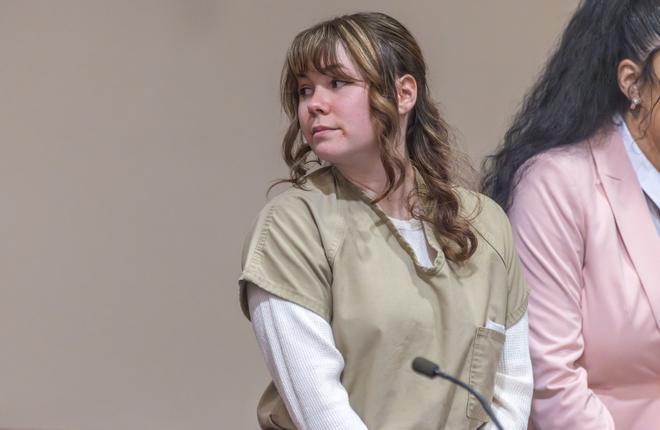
left=239, top=166, right=528, bottom=430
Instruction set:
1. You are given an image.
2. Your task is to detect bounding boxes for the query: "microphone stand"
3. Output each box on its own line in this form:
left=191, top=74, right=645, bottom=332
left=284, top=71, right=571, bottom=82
left=412, top=356, right=504, bottom=430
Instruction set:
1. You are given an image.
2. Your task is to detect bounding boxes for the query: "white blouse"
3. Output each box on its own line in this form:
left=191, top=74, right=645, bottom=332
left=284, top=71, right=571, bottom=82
left=618, top=117, right=660, bottom=234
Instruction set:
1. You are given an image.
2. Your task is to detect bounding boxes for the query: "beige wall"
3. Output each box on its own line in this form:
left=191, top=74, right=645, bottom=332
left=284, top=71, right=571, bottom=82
left=0, top=1, right=578, bottom=429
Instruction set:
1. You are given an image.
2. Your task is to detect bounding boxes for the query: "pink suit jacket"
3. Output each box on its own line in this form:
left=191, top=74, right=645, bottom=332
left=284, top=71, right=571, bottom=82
left=508, top=126, right=660, bottom=430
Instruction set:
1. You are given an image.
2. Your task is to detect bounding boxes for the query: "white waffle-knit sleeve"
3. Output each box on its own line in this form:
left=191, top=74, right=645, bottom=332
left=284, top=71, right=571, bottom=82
left=247, top=284, right=368, bottom=430
left=485, top=311, right=533, bottom=429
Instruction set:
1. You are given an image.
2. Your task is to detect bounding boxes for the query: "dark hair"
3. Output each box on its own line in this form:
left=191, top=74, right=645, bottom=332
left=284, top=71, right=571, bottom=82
left=277, top=12, right=478, bottom=262
left=481, top=0, right=660, bottom=210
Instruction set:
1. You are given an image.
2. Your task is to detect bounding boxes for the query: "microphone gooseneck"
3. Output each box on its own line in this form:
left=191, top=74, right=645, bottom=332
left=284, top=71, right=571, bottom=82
left=411, top=356, right=505, bottom=430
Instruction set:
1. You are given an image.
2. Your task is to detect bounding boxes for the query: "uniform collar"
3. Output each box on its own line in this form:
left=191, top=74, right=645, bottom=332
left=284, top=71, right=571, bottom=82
left=331, top=165, right=446, bottom=273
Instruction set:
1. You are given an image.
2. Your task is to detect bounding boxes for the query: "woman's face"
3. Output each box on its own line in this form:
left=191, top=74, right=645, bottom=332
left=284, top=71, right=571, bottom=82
left=296, top=45, right=378, bottom=169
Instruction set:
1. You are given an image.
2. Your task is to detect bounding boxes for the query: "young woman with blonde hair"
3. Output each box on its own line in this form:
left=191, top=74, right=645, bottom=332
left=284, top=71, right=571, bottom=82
left=240, top=12, right=532, bottom=429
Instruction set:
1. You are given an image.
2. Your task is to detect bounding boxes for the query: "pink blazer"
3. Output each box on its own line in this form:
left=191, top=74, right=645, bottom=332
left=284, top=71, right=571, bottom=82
left=508, top=127, right=660, bottom=430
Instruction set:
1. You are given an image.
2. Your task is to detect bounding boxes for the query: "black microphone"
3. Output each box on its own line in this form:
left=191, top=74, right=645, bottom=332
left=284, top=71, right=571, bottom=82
left=412, top=357, right=504, bottom=430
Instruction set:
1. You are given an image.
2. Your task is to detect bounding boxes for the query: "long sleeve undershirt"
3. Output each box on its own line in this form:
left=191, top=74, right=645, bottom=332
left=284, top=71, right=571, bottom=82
left=248, top=217, right=533, bottom=429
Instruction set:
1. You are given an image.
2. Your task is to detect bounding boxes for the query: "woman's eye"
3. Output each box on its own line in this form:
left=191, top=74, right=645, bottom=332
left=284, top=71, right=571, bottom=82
left=298, top=86, right=312, bottom=97
left=331, top=79, right=350, bottom=89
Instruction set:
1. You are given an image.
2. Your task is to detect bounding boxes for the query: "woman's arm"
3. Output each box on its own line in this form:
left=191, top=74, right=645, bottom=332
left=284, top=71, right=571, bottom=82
left=509, top=156, right=615, bottom=429
left=485, top=311, right=533, bottom=430
left=247, top=284, right=368, bottom=430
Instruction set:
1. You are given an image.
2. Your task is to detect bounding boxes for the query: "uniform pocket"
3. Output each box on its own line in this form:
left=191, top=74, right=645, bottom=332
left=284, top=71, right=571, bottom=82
left=466, top=327, right=505, bottom=424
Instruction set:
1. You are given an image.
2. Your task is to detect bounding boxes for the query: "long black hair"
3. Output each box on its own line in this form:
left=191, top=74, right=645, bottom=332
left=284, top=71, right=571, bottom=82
left=481, top=0, right=660, bottom=210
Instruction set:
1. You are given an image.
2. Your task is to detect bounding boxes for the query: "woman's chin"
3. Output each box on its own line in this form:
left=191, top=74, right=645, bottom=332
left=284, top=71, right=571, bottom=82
left=310, top=144, right=347, bottom=165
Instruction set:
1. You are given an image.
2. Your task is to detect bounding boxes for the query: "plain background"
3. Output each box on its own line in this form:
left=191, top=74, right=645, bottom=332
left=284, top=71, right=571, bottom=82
left=1, top=1, right=579, bottom=429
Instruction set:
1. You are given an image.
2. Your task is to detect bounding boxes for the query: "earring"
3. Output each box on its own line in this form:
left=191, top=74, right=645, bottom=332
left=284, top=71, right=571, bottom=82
left=630, top=97, right=641, bottom=110
left=629, top=86, right=641, bottom=110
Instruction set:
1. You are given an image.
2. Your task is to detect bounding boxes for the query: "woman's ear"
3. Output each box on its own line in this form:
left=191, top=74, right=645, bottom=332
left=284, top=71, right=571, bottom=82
left=396, top=74, right=417, bottom=115
left=617, top=58, right=642, bottom=108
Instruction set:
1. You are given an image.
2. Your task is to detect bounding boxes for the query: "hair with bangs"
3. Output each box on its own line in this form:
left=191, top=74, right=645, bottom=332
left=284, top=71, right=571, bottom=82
left=277, top=12, right=477, bottom=263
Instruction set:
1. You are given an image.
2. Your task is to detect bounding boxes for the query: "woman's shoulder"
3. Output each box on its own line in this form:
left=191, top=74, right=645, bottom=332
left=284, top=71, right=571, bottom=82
left=506, top=139, right=604, bottom=239
left=239, top=167, right=341, bottom=322
left=520, top=140, right=595, bottom=185
left=511, top=140, right=598, bottom=212
left=243, top=167, right=345, bottom=254
left=259, top=167, right=341, bottom=216
left=454, top=187, right=512, bottom=263
left=455, top=187, right=506, bottom=225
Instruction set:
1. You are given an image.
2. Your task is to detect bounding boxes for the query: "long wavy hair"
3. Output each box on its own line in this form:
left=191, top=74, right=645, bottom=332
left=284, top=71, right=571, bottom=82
left=277, top=12, right=477, bottom=263
left=481, top=0, right=660, bottom=210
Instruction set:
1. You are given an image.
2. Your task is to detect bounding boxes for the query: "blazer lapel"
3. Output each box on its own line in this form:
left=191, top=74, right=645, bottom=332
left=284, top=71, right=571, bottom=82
left=590, top=129, right=660, bottom=330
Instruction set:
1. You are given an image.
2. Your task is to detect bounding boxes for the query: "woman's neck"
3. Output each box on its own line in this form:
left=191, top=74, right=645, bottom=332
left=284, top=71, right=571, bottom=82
left=623, top=112, right=660, bottom=170
left=337, top=161, right=417, bottom=220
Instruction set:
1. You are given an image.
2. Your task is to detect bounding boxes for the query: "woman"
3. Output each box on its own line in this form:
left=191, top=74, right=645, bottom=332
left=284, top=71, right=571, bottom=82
left=482, top=1, right=660, bottom=429
left=240, top=12, right=532, bottom=429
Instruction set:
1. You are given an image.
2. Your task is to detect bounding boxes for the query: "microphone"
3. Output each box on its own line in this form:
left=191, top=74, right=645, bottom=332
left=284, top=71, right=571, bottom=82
left=412, top=357, right=504, bottom=430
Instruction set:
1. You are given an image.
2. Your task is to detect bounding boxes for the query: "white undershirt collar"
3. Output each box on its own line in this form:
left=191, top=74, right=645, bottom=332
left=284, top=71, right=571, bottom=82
left=616, top=116, right=660, bottom=233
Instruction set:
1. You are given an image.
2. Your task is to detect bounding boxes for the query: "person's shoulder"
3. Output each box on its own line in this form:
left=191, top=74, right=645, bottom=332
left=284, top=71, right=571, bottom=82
left=239, top=167, right=340, bottom=321
left=261, top=166, right=340, bottom=216
left=521, top=141, right=594, bottom=185
left=455, top=187, right=513, bottom=264
left=512, top=141, right=596, bottom=213
left=455, top=187, right=506, bottom=226
left=243, top=166, right=344, bottom=255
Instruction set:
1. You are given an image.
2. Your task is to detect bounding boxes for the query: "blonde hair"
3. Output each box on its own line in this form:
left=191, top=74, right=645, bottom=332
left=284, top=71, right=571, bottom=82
left=279, top=12, right=477, bottom=263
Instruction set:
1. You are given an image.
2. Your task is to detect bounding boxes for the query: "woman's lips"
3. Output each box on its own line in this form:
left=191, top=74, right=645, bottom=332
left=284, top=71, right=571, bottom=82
left=314, top=129, right=336, bottom=136
left=312, top=127, right=338, bottom=137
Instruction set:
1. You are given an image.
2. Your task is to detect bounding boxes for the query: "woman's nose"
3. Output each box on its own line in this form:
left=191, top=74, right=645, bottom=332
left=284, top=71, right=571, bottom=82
left=307, top=88, right=330, bottom=115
